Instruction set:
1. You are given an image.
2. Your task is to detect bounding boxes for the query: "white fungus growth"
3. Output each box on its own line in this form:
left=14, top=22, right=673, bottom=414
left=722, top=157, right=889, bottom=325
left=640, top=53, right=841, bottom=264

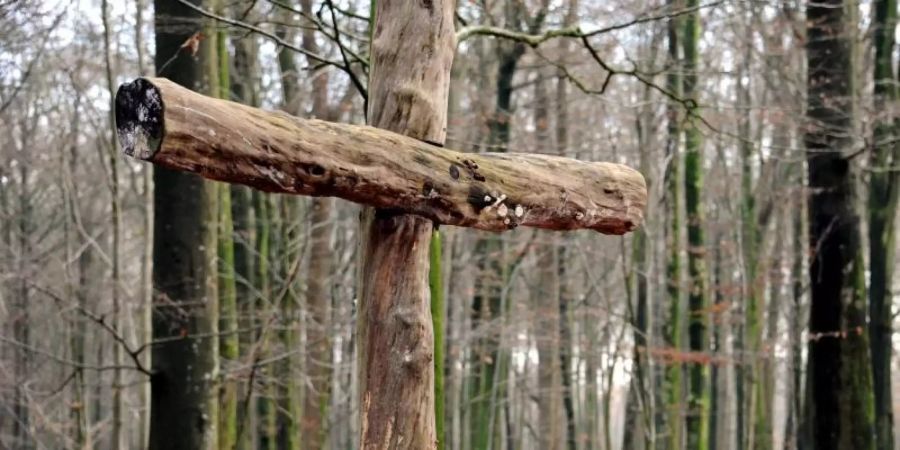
left=497, top=203, right=508, bottom=217
left=514, top=205, right=524, bottom=217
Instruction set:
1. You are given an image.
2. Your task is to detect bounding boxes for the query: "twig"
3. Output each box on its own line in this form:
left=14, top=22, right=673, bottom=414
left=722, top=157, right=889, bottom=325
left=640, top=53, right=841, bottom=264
left=30, top=283, right=153, bottom=376
left=455, top=1, right=724, bottom=45
left=173, top=0, right=368, bottom=99
left=0, top=6, right=68, bottom=115
left=324, top=0, right=368, bottom=101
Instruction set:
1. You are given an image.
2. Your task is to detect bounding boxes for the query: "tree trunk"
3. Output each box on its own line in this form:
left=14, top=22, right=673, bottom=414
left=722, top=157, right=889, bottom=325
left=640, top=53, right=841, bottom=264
left=869, top=0, right=899, bottom=446
left=785, top=172, right=805, bottom=450
left=101, top=2, right=125, bottom=448
left=273, top=11, right=304, bottom=450
left=682, top=3, right=711, bottom=448
left=134, top=0, right=154, bottom=445
left=229, top=25, right=259, bottom=450
left=803, top=0, right=875, bottom=447
left=430, top=230, right=447, bottom=450
left=300, top=0, right=335, bottom=444
left=148, top=1, right=219, bottom=449
left=215, top=13, right=240, bottom=449
left=737, top=15, right=764, bottom=450
left=255, top=190, right=277, bottom=450
left=356, top=0, right=455, bottom=447
left=556, top=4, right=579, bottom=448
left=665, top=2, right=685, bottom=447
left=534, top=70, right=563, bottom=450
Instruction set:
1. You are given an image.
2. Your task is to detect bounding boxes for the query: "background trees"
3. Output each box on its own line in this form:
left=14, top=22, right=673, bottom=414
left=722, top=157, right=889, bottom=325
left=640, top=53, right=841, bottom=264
left=0, top=0, right=897, bottom=449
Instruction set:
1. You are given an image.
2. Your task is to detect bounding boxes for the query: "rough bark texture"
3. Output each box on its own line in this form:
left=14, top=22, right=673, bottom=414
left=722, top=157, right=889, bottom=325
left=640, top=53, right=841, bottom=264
left=868, top=0, right=899, bottom=447
left=803, top=0, right=875, bottom=447
left=115, top=77, right=646, bottom=235
left=355, top=0, right=455, bottom=448
left=682, top=2, right=711, bottom=448
left=147, top=1, right=219, bottom=450
left=664, top=3, right=684, bottom=448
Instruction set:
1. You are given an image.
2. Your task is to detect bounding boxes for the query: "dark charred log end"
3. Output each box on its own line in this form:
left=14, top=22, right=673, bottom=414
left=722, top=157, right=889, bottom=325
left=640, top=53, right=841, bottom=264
left=449, top=164, right=460, bottom=180
left=115, top=78, right=164, bottom=161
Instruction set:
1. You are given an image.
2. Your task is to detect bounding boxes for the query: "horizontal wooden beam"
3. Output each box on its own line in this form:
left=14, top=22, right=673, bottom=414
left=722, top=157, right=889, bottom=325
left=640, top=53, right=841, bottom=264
left=115, top=77, right=646, bottom=234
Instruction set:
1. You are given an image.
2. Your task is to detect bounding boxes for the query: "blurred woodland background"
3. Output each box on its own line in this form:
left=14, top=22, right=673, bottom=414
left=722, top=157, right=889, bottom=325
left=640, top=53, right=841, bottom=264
left=0, top=0, right=897, bottom=449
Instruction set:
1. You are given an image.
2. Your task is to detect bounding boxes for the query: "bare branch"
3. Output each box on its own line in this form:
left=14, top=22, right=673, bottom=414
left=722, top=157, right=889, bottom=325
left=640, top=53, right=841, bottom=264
left=456, top=1, right=724, bottom=45
left=173, top=0, right=368, bottom=99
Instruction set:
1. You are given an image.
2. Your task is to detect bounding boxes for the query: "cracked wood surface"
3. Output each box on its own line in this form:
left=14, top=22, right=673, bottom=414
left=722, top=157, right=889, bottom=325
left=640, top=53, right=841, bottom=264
left=116, top=78, right=646, bottom=235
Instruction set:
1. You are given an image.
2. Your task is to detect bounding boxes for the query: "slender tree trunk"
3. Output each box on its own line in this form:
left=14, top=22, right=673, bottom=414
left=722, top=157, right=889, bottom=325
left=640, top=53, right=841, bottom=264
left=65, top=90, right=91, bottom=450
left=534, top=70, right=563, bottom=450
left=272, top=11, right=305, bottom=450
left=803, top=0, right=875, bottom=447
left=431, top=230, right=447, bottom=450
left=665, top=2, right=685, bottom=447
left=627, top=53, right=658, bottom=450
left=13, top=132, right=32, bottom=450
left=869, top=0, right=899, bottom=447
left=230, top=25, right=259, bottom=450
left=737, top=16, right=762, bottom=450
left=215, top=13, right=240, bottom=449
left=254, top=191, right=277, bottom=450
left=300, top=1, right=336, bottom=444
left=556, top=3, right=579, bottom=448
left=100, top=2, right=124, bottom=448
left=682, top=3, right=711, bottom=448
left=134, top=0, right=153, bottom=446
left=785, top=172, right=805, bottom=450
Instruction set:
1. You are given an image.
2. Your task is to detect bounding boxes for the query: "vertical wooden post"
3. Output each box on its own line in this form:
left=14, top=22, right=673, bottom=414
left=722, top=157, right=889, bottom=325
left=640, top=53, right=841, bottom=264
left=357, top=0, right=455, bottom=448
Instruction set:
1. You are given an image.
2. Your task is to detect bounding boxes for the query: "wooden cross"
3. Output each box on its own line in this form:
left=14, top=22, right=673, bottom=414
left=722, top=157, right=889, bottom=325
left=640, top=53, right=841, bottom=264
left=116, top=2, right=646, bottom=448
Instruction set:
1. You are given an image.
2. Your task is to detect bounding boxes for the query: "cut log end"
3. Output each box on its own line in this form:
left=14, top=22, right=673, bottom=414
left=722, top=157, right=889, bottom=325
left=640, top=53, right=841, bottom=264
left=115, top=78, right=164, bottom=161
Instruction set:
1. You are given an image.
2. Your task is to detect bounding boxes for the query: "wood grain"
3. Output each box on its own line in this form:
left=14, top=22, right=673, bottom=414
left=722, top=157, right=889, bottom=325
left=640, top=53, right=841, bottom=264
left=116, top=77, right=647, bottom=235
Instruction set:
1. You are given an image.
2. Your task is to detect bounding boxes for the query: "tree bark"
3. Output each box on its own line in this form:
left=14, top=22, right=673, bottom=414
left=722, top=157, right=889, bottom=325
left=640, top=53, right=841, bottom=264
left=100, top=1, right=125, bottom=448
left=355, top=0, right=455, bottom=448
left=665, top=2, right=685, bottom=447
left=148, top=1, right=219, bottom=449
left=116, top=77, right=646, bottom=235
left=300, top=0, right=335, bottom=444
left=682, top=2, right=711, bottom=448
left=534, top=71, right=563, bottom=450
left=869, top=0, right=899, bottom=447
left=803, top=0, right=875, bottom=447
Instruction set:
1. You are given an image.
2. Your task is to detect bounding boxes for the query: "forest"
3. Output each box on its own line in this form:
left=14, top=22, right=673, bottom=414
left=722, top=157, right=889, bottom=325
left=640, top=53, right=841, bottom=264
left=1, top=0, right=897, bottom=448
